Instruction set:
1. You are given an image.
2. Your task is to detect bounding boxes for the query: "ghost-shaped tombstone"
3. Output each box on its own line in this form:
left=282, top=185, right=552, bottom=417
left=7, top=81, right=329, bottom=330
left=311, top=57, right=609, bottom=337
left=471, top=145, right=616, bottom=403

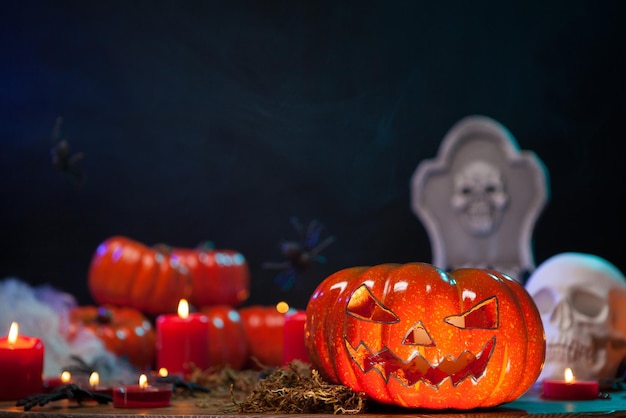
left=411, top=115, right=549, bottom=282
left=526, top=252, right=626, bottom=384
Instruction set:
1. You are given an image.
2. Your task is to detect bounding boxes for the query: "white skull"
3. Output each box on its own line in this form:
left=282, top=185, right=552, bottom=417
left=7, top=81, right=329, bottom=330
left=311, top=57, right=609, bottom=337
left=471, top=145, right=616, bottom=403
left=450, top=161, right=508, bottom=236
left=526, top=252, right=626, bottom=382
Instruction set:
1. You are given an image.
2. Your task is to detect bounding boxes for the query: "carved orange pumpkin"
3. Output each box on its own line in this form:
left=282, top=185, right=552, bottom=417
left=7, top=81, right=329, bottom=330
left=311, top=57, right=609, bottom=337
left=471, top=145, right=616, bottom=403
left=201, top=305, right=249, bottom=370
left=88, top=236, right=250, bottom=315
left=305, top=263, right=545, bottom=409
left=69, top=305, right=156, bottom=371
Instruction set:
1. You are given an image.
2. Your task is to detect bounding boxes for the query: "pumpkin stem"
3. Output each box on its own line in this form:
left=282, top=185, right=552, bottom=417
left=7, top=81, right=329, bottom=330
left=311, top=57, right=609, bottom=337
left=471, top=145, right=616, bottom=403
left=96, top=306, right=113, bottom=324
left=197, top=241, right=215, bottom=251
left=153, top=243, right=173, bottom=254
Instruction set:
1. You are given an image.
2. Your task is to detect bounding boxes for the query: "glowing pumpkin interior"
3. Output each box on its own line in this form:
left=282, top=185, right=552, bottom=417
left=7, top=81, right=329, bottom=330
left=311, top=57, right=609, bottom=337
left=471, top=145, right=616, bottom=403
left=344, top=284, right=500, bottom=388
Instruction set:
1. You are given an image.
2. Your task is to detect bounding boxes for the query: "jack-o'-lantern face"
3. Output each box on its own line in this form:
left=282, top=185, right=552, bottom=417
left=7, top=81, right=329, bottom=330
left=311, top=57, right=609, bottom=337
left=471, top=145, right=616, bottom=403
left=305, top=263, right=545, bottom=409
left=344, top=284, right=498, bottom=388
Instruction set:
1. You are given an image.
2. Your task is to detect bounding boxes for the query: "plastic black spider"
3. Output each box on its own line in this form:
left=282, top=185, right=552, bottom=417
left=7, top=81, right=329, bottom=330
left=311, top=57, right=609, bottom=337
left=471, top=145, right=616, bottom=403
left=16, top=384, right=112, bottom=411
left=157, top=375, right=210, bottom=396
left=62, top=355, right=209, bottom=395
left=50, top=116, right=85, bottom=187
left=262, top=217, right=335, bottom=291
left=61, top=354, right=116, bottom=381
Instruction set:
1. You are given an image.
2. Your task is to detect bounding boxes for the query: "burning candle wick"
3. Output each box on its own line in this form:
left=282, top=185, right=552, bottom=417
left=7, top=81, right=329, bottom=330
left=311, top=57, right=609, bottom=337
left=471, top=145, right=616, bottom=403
left=61, top=371, right=71, bottom=384
left=139, top=374, right=148, bottom=390
left=276, top=301, right=290, bottom=314
left=7, top=322, right=18, bottom=345
left=177, top=299, right=189, bottom=320
left=89, top=371, right=100, bottom=387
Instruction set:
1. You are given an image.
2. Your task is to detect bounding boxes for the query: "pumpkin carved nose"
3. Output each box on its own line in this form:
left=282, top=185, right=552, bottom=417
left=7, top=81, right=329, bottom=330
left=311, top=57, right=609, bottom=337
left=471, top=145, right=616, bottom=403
left=403, top=321, right=435, bottom=346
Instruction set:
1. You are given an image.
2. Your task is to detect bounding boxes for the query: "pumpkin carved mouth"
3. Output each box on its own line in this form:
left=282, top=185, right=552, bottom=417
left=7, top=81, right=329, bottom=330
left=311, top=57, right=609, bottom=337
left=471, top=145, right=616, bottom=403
left=345, top=336, right=496, bottom=388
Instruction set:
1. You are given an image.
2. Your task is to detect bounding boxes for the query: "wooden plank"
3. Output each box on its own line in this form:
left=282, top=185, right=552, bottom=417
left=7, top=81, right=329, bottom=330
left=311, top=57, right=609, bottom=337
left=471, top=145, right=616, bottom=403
left=0, top=390, right=624, bottom=417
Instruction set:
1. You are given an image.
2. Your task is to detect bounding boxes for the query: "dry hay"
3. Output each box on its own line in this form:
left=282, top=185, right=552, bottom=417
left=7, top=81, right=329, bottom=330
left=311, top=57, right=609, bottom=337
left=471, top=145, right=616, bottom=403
left=235, top=361, right=366, bottom=414
left=185, top=364, right=263, bottom=412
left=185, top=361, right=366, bottom=414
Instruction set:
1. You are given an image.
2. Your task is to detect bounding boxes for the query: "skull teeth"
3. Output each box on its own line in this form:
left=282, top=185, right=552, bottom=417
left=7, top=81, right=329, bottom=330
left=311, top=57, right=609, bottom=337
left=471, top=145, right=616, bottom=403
left=545, top=340, right=596, bottom=364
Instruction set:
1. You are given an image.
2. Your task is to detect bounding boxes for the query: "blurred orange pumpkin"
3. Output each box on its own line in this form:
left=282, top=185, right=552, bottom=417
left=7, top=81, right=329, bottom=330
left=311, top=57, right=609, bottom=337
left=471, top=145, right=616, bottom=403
left=239, top=305, right=286, bottom=367
left=172, top=244, right=250, bottom=308
left=88, top=236, right=250, bottom=315
left=201, top=305, right=249, bottom=370
left=69, top=305, right=156, bottom=371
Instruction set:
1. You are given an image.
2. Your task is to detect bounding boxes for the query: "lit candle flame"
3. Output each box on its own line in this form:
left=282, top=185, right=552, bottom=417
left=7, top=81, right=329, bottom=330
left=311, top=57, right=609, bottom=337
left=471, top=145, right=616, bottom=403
left=276, top=301, right=289, bottom=314
left=158, top=368, right=168, bottom=377
left=564, top=367, right=575, bottom=383
left=7, top=322, right=18, bottom=344
left=177, top=299, right=189, bottom=319
left=89, top=371, right=100, bottom=387
left=61, top=371, right=71, bottom=383
left=139, top=373, right=148, bottom=389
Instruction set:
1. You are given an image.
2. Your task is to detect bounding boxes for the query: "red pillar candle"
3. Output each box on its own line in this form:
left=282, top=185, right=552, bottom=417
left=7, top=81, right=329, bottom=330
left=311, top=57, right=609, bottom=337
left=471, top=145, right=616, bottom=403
left=113, top=374, right=172, bottom=408
left=282, top=311, right=310, bottom=364
left=542, top=368, right=599, bottom=400
left=0, top=322, right=44, bottom=401
left=156, top=299, right=209, bottom=378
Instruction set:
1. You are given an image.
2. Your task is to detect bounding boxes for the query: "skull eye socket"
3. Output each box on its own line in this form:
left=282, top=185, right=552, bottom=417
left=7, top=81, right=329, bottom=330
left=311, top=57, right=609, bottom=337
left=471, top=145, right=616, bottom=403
left=531, top=288, right=555, bottom=315
left=346, top=285, right=400, bottom=324
left=571, top=288, right=605, bottom=318
left=444, top=296, right=499, bottom=329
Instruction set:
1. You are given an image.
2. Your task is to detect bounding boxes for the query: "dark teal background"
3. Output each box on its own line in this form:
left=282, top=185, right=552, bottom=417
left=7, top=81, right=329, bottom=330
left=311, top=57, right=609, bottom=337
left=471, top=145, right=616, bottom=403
left=1, top=1, right=625, bottom=309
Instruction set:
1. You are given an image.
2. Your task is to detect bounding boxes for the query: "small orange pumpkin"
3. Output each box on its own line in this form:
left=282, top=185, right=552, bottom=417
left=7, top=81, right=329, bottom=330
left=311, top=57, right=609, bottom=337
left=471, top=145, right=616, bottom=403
left=239, top=306, right=285, bottom=367
left=88, top=236, right=250, bottom=315
left=305, top=263, right=545, bottom=409
left=201, top=305, right=249, bottom=370
left=68, top=305, right=156, bottom=371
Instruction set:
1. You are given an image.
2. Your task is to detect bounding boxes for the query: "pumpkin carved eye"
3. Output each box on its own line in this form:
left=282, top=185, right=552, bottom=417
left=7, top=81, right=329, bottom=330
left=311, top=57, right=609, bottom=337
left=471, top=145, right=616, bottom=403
left=444, top=296, right=499, bottom=329
left=346, top=285, right=399, bottom=323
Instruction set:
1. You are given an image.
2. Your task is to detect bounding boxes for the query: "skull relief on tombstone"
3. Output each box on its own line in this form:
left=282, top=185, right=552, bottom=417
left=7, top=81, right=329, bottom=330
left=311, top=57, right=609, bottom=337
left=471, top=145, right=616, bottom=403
left=525, top=252, right=626, bottom=383
left=450, top=160, right=509, bottom=237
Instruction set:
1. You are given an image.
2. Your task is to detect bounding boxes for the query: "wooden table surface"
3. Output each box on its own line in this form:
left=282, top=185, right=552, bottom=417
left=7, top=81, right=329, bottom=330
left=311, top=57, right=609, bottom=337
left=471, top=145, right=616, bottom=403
left=1, top=387, right=625, bottom=417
